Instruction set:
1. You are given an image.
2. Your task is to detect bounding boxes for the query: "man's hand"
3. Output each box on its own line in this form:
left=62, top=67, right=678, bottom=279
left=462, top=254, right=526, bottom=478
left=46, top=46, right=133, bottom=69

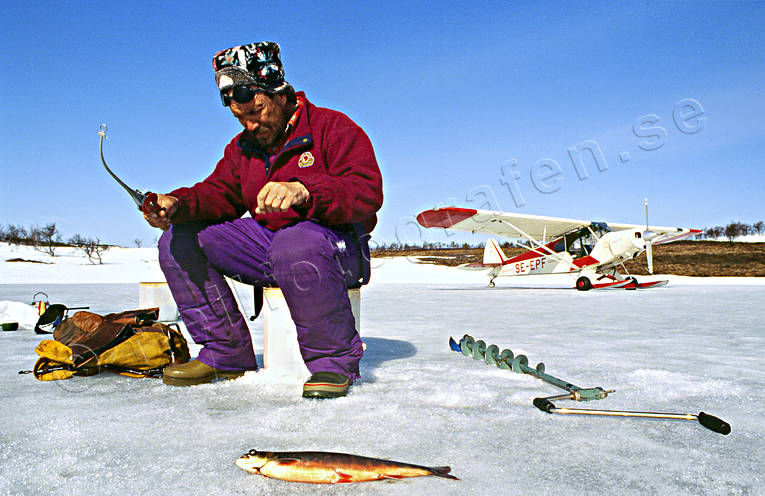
left=143, top=194, right=178, bottom=231
left=255, top=181, right=310, bottom=214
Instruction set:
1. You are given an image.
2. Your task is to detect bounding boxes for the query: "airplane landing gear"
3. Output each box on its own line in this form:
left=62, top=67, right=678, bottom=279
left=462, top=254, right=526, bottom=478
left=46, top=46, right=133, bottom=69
left=575, top=276, right=592, bottom=291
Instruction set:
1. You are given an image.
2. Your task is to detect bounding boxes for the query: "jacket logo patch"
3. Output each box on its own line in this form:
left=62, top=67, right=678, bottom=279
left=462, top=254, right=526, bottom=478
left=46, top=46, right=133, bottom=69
left=298, top=151, right=314, bottom=168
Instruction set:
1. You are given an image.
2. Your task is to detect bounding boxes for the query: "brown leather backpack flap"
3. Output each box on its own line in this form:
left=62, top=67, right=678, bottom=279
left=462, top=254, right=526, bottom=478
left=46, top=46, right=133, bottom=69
left=73, top=321, right=129, bottom=354
left=103, top=308, right=160, bottom=326
left=53, top=311, right=103, bottom=346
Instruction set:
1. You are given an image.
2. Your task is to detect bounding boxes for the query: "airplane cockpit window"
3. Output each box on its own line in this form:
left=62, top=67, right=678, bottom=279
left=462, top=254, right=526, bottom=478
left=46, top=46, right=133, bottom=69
left=580, top=232, right=595, bottom=254
left=559, top=224, right=612, bottom=258
left=562, top=227, right=594, bottom=257
left=590, top=223, right=613, bottom=238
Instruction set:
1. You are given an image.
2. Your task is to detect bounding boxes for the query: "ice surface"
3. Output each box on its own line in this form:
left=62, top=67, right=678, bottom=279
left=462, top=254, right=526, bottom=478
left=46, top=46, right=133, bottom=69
left=1, top=244, right=764, bottom=495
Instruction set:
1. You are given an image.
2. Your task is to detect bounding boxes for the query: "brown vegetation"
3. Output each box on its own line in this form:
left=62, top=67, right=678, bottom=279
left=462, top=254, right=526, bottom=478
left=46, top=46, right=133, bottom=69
left=372, top=241, right=765, bottom=277
left=622, top=241, right=765, bottom=277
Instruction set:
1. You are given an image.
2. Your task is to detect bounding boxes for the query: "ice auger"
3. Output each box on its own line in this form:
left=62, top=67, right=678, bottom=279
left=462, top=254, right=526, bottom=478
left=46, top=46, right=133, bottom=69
left=450, top=334, right=730, bottom=435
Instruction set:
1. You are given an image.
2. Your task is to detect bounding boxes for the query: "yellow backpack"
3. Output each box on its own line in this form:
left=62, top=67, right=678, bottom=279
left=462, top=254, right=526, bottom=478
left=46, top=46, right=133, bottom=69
left=31, top=308, right=190, bottom=381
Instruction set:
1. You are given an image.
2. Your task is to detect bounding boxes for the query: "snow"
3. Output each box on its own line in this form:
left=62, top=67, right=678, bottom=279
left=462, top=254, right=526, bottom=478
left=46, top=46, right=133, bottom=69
left=1, top=244, right=165, bottom=284
left=0, top=301, right=39, bottom=330
left=1, top=243, right=764, bottom=495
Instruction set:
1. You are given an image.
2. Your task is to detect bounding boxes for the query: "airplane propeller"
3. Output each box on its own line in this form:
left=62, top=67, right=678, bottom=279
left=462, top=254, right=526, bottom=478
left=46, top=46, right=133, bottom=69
left=644, top=198, right=656, bottom=274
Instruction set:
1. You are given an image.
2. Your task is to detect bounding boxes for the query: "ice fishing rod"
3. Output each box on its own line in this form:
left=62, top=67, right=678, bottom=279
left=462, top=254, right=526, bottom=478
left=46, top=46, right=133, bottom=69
left=98, top=124, right=160, bottom=214
left=450, top=334, right=731, bottom=435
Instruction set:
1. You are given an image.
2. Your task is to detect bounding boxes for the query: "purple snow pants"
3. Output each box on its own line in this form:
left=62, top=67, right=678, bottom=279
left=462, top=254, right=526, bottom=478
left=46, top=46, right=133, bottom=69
left=157, top=219, right=364, bottom=379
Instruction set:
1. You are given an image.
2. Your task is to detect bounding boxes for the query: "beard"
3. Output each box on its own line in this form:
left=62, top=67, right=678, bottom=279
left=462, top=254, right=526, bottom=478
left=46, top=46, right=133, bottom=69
left=242, top=126, right=279, bottom=150
left=238, top=100, right=293, bottom=150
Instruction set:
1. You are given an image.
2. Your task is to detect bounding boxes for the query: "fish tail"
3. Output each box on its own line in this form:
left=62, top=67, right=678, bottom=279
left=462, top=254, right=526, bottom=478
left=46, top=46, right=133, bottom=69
left=430, top=466, right=460, bottom=480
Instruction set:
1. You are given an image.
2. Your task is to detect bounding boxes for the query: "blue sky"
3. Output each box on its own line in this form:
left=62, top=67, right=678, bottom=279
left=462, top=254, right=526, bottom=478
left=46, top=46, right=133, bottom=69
left=1, top=1, right=764, bottom=247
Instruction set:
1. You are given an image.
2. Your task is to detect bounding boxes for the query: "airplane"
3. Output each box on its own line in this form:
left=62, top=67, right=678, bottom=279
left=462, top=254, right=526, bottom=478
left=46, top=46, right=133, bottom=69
left=415, top=202, right=701, bottom=290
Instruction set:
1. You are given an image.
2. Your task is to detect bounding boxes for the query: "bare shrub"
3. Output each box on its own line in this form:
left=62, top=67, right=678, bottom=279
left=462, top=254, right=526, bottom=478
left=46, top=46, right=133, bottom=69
left=31, top=223, right=61, bottom=256
left=69, top=234, right=109, bottom=264
left=3, top=224, right=29, bottom=245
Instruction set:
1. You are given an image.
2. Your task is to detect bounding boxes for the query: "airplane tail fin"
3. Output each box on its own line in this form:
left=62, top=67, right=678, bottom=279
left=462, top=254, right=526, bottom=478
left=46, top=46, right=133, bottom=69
left=483, top=238, right=507, bottom=265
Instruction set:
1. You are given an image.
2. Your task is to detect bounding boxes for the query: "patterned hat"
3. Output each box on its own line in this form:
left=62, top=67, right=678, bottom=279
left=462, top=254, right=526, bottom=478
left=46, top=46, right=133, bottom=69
left=212, top=42, right=288, bottom=93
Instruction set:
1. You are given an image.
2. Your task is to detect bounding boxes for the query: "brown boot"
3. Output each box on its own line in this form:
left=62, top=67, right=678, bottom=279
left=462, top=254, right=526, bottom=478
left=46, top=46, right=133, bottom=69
left=162, top=359, right=246, bottom=386
left=302, top=372, right=351, bottom=398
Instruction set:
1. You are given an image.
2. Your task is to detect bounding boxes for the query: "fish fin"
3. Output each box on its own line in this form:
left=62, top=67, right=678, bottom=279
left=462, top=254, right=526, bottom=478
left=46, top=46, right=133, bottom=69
left=273, top=458, right=301, bottom=466
left=333, top=470, right=355, bottom=483
left=381, top=474, right=406, bottom=480
left=430, top=466, right=460, bottom=480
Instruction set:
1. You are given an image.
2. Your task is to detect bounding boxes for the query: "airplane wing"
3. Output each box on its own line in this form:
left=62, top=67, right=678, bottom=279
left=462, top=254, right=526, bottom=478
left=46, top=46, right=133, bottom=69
left=602, top=222, right=702, bottom=244
left=416, top=207, right=590, bottom=239
left=416, top=207, right=701, bottom=243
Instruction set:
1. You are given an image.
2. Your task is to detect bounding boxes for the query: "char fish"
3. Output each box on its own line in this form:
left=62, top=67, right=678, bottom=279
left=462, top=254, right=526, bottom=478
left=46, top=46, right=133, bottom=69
left=236, top=449, right=459, bottom=484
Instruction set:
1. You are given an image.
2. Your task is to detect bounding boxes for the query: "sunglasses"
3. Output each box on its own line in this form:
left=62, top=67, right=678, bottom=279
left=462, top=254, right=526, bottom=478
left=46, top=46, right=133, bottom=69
left=220, top=85, right=260, bottom=107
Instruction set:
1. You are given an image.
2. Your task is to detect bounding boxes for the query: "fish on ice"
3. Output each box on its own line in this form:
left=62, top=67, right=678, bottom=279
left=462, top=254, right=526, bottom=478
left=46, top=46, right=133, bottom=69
left=235, top=449, right=459, bottom=484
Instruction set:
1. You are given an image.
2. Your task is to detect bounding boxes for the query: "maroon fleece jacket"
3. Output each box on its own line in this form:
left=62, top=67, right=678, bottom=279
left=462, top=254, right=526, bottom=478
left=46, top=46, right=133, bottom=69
left=168, top=93, right=383, bottom=233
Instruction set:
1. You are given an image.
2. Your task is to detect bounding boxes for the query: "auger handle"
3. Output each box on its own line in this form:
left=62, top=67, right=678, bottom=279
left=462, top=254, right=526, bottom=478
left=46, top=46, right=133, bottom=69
left=533, top=397, right=555, bottom=413
left=697, top=412, right=731, bottom=435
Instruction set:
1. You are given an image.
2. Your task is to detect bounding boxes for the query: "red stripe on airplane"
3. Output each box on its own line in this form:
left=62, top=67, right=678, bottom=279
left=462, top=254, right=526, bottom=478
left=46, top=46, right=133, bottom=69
left=504, top=242, right=558, bottom=264
left=416, top=208, right=478, bottom=228
left=572, top=255, right=599, bottom=268
left=489, top=241, right=506, bottom=262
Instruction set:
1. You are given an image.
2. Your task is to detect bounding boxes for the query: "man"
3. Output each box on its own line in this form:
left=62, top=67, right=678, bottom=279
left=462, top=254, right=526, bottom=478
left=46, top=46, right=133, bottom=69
left=143, top=42, right=383, bottom=398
